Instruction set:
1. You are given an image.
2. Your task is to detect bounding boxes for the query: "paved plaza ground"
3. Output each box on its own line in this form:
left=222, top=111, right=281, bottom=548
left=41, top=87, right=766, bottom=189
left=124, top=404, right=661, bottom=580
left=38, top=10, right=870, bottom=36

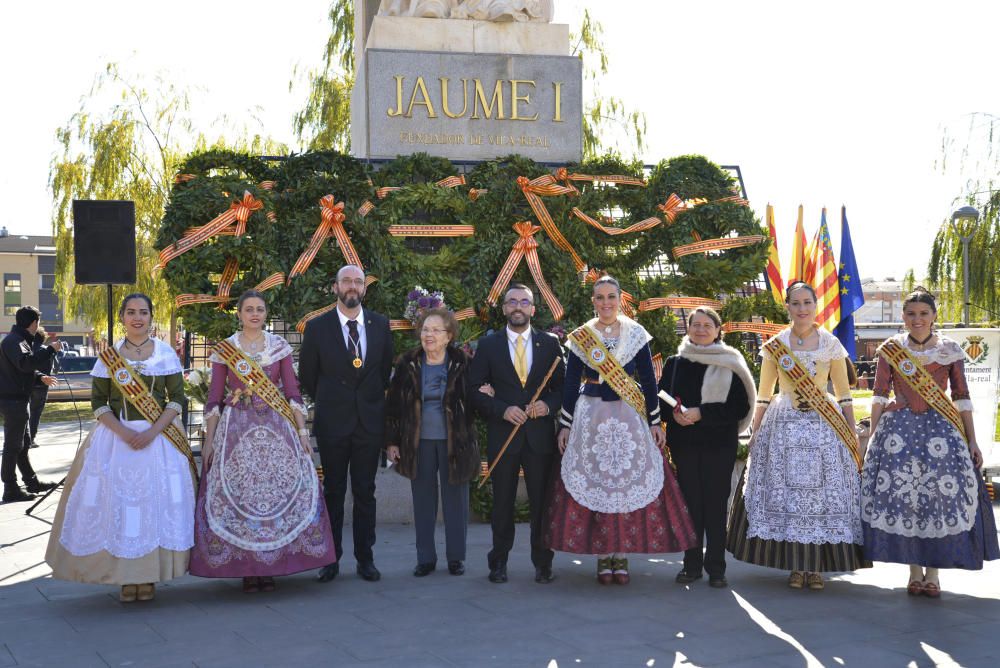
left=1, top=421, right=999, bottom=668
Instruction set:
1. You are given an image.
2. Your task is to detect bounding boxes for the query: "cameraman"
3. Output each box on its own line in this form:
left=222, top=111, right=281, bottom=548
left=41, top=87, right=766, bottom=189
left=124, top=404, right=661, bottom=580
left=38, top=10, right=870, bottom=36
left=0, top=306, right=60, bottom=502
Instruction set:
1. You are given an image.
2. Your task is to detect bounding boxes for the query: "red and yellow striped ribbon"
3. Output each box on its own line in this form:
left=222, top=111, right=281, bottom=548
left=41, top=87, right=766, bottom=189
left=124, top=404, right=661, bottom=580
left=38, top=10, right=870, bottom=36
left=651, top=353, right=664, bottom=383
left=175, top=268, right=285, bottom=309
left=487, top=221, right=565, bottom=321
left=572, top=207, right=661, bottom=236
left=469, top=188, right=489, bottom=201
left=288, top=195, right=363, bottom=282
left=639, top=296, right=724, bottom=312
left=722, top=322, right=786, bottom=337
left=358, top=201, right=375, bottom=217
left=389, top=306, right=478, bottom=331
left=158, top=191, right=263, bottom=268
left=387, top=225, right=475, bottom=237
left=258, top=181, right=276, bottom=191
left=555, top=167, right=646, bottom=187
left=672, top=235, right=766, bottom=258
left=174, top=173, right=197, bottom=184
left=376, top=175, right=466, bottom=199
left=296, top=304, right=337, bottom=333
left=517, top=175, right=585, bottom=272
left=656, top=194, right=687, bottom=224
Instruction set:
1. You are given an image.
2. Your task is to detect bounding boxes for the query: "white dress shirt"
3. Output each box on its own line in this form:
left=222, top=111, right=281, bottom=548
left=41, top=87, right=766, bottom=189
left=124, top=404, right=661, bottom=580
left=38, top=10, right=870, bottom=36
left=506, top=326, right=533, bottom=373
left=337, top=305, right=367, bottom=361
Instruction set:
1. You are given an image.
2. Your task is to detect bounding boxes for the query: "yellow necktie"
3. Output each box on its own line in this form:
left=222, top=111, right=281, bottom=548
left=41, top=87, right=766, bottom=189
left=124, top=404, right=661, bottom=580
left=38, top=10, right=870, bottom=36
left=514, top=335, right=528, bottom=386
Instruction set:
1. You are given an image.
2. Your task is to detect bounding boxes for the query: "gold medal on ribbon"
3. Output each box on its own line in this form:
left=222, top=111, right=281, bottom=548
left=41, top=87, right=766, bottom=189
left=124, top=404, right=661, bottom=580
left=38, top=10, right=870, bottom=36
left=353, top=357, right=363, bottom=369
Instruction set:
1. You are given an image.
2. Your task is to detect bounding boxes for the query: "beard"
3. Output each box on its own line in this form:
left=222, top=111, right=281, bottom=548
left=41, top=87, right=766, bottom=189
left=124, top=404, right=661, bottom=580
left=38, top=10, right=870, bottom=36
left=506, top=310, right=529, bottom=327
left=339, top=290, right=363, bottom=308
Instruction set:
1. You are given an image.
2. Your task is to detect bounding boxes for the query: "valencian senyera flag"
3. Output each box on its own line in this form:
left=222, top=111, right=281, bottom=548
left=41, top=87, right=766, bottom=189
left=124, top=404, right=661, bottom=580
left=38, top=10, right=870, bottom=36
left=765, top=204, right=784, bottom=303
left=834, top=206, right=865, bottom=358
left=789, top=204, right=808, bottom=284
left=813, top=208, right=841, bottom=331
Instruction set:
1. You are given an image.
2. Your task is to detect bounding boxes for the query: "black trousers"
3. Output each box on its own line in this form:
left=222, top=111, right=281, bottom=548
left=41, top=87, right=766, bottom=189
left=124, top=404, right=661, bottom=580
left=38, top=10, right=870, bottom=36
left=488, top=444, right=554, bottom=569
left=28, top=387, right=48, bottom=444
left=0, top=399, right=36, bottom=487
left=317, top=425, right=382, bottom=564
left=671, top=442, right=737, bottom=576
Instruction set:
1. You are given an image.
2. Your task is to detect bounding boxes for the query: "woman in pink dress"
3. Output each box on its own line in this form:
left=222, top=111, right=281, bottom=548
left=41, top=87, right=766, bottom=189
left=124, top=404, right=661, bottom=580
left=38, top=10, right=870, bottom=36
left=189, top=290, right=336, bottom=592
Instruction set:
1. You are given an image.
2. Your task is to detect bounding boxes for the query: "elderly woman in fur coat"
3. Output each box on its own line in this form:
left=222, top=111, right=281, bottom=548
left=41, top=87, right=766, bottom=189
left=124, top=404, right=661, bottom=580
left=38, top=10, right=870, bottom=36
left=659, top=307, right=755, bottom=589
left=385, top=308, right=480, bottom=577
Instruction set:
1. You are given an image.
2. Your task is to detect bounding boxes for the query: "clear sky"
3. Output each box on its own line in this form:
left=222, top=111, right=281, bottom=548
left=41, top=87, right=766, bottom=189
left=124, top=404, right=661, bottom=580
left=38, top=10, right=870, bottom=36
left=3, top=1, right=999, bottom=285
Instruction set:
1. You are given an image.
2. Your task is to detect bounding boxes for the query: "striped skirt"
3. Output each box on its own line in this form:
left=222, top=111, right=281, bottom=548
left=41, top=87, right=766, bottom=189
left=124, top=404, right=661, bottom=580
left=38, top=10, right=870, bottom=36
left=727, top=470, right=871, bottom=572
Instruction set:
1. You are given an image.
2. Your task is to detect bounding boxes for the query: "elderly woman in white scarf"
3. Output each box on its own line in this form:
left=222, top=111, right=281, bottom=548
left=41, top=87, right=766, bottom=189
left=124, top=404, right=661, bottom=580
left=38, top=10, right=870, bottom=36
left=659, top=307, right=755, bottom=588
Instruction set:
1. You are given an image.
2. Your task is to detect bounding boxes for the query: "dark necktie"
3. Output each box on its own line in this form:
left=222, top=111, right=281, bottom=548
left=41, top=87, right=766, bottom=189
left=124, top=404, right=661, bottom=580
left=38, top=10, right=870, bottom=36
left=347, top=319, right=362, bottom=365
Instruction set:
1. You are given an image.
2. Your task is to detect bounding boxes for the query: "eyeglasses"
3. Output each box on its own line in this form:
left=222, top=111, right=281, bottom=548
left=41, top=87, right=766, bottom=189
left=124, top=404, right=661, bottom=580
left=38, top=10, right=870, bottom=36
left=421, top=327, right=448, bottom=335
left=504, top=299, right=533, bottom=308
left=338, top=278, right=365, bottom=287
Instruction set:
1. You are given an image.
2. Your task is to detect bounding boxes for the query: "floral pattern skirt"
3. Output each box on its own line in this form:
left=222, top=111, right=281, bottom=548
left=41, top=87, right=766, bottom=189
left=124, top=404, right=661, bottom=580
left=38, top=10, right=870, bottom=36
left=190, top=404, right=335, bottom=577
left=861, top=408, right=999, bottom=569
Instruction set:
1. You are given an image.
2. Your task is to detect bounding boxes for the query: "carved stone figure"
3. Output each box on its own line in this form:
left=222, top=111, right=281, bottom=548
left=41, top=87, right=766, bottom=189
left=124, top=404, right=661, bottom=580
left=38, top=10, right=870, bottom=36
left=377, top=0, right=553, bottom=22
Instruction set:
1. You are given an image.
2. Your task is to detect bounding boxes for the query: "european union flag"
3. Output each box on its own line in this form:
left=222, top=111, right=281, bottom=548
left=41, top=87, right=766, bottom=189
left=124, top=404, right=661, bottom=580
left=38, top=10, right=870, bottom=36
left=834, top=206, right=865, bottom=358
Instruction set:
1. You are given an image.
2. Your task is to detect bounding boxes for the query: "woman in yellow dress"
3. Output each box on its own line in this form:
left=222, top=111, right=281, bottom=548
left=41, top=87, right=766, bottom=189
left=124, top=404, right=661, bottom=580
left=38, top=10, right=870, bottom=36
left=727, top=281, right=868, bottom=590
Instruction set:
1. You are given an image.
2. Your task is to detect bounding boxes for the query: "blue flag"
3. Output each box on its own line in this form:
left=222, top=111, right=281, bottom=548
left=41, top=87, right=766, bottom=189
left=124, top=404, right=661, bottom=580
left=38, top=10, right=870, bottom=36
left=834, top=206, right=865, bottom=358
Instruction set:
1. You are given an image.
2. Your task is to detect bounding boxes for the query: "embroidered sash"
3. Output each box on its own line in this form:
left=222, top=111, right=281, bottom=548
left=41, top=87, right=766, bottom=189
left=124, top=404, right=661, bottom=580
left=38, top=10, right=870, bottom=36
left=763, top=337, right=862, bottom=471
left=877, top=338, right=967, bottom=441
left=214, top=340, right=297, bottom=428
left=99, top=347, right=198, bottom=481
left=569, top=326, right=646, bottom=420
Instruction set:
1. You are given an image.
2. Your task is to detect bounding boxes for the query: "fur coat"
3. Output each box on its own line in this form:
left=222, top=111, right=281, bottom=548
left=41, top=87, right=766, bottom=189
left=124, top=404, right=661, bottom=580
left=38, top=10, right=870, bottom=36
left=385, top=345, right=480, bottom=484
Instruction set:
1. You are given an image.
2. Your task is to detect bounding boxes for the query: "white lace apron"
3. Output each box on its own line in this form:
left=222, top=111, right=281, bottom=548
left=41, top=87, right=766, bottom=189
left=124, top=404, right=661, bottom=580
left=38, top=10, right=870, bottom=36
left=743, top=336, right=863, bottom=545
left=561, top=317, right=664, bottom=513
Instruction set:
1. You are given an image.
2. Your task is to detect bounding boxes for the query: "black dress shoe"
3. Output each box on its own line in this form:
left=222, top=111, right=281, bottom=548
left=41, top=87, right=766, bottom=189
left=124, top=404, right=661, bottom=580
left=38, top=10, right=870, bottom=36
left=25, top=477, right=58, bottom=494
left=356, top=561, right=381, bottom=582
left=675, top=569, right=703, bottom=584
left=2, top=486, right=36, bottom=503
left=447, top=561, right=465, bottom=576
left=709, top=575, right=728, bottom=588
left=413, top=563, right=436, bottom=577
left=488, top=563, right=508, bottom=583
left=535, top=566, right=555, bottom=584
left=317, top=563, right=339, bottom=583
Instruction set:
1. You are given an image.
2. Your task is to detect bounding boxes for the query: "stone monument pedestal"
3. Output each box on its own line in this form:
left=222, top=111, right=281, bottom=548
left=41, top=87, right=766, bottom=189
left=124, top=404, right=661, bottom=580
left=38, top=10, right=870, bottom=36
left=351, top=13, right=579, bottom=162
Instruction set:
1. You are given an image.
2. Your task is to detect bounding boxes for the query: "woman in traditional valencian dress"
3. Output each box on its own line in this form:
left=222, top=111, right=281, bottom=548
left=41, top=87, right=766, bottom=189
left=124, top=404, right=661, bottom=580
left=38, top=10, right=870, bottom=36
left=46, top=294, right=196, bottom=603
left=727, top=281, right=868, bottom=590
left=189, top=291, right=336, bottom=592
left=861, top=288, right=999, bottom=597
left=545, top=276, right=695, bottom=584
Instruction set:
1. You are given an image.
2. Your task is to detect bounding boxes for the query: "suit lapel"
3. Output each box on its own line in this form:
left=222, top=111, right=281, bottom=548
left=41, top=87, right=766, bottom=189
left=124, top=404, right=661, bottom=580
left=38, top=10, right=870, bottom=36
left=497, top=330, right=521, bottom=385
left=359, top=314, right=377, bottom=376
left=524, top=327, right=549, bottom=389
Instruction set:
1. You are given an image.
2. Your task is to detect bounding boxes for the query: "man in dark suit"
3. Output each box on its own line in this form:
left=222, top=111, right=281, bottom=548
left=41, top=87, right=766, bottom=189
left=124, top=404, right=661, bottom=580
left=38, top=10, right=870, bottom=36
left=469, top=284, right=564, bottom=584
left=299, top=265, right=394, bottom=582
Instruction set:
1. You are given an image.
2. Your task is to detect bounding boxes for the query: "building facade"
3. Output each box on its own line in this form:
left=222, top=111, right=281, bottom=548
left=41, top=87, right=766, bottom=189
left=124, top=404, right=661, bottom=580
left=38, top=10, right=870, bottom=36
left=0, top=229, right=91, bottom=349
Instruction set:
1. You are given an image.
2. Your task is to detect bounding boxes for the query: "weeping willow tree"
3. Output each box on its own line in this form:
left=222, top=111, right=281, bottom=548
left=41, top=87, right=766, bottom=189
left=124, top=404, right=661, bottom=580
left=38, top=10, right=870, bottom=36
left=928, top=196, right=1000, bottom=323
left=291, top=2, right=645, bottom=158
left=927, top=112, right=1000, bottom=324
left=49, top=63, right=286, bottom=344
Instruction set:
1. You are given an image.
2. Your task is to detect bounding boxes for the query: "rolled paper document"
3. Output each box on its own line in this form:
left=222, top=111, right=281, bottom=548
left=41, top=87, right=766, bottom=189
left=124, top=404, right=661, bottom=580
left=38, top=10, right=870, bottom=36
left=657, top=390, right=688, bottom=413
